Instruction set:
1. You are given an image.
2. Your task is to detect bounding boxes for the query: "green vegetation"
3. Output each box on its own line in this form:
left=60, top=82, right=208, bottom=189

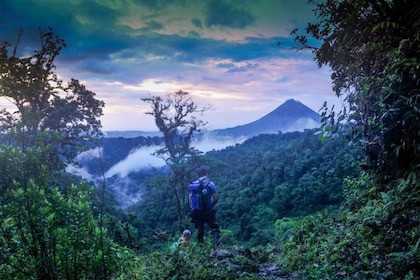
left=141, top=91, right=210, bottom=232
left=0, top=28, right=104, bottom=168
left=0, top=144, right=131, bottom=279
left=1, top=0, right=418, bottom=279
left=278, top=0, right=420, bottom=278
left=0, top=29, right=128, bottom=279
left=130, top=129, right=362, bottom=243
left=277, top=173, right=419, bottom=279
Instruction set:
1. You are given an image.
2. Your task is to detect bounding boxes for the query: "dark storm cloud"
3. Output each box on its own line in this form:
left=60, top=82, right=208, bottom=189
left=74, top=1, right=122, bottom=26
left=130, top=33, right=291, bottom=64
left=0, top=0, right=123, bottom=58
left=0, top=0, right=296, bottom=80
left=1, top=1, right=70, bottom=43
left=66, top=32, right=295, bottom=76
left=76, top=59, right=113, bottom=75
left=1, top=0, right=296, bottom=65
left=221, top=36, right=296, bottom=61
left=204, top=0, right=255, bottom=28
left=61, top=32, right=129, bottom=61
left=1, top=1, right=119, bottom=33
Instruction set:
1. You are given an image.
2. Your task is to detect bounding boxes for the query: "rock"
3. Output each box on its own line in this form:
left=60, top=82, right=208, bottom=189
left=211, top=249, right=233, bottom=259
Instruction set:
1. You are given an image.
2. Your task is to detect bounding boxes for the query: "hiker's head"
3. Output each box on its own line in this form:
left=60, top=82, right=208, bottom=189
left=183, top=229, right=191, bottom=238
left=197, top=168, right=207, bottom=178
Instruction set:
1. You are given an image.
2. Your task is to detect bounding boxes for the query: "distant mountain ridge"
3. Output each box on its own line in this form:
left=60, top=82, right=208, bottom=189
left=103, top=99, right=321, bottom=139
left=209, top=99, right=321, bottom=138
left=104, top=131, right=161, bottom=138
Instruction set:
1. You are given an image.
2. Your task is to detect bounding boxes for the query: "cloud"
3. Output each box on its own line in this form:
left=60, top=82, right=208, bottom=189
left=102, top=134, right=247, bottom=179
left=65, top=119, right=320, bottom=209
left=76, top=59, right=114, bottom=75
left=283, top=118, right=320, bottom=133
left=191, top=18, right=203, bottom=29
left=68, top=132, right=246, bottom=182
left=139, top=20, right=164, bottom=32
left=65, top=164, right=96, bottom=183
left=226, top=62, right=259, bottom=73
left=105, top=145, right=166, bottom=178
left=193, top=134, right=247, bottom=152
left=65, top=147, right=103, bottom=183
left=63, top=133, right=246, bottom=208
left=106, top=176, right=143, bottom=209
left=204, top=0, right=255, bottom=28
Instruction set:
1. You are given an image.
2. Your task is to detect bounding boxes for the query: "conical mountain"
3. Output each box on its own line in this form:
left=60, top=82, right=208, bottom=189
left=211, top=99, right=321, bottom=138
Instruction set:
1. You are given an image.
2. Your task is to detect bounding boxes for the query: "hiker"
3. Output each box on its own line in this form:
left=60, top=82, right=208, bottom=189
left=170, top=229, right=192, bottom=252
left=178, top=229, right=192, bottom=248
left=189, top=168, right=221, bottom=246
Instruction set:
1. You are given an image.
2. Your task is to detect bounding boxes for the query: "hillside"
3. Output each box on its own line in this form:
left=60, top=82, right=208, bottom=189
left=129, top=128, right=363, bottom=242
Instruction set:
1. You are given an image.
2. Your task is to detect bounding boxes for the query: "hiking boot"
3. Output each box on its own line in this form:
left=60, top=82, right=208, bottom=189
left=212, top=230, right=221, bottom=246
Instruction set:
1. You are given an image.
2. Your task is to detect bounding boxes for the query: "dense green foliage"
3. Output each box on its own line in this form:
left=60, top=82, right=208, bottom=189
left=0, top=29, right=132, bottom=280
left=0, top=28, right=104, bottom=167
left=301, top=0, right=420, bottom=181
left=126, top=1, right=420, bottom=279
left=276, top=0, right=420, bottom=278
left=0, top=144, right=132, bottom=279
left=115, top=244, right=273, bottom=280
left=277, top=173, right=419, bottom=279
left=128, top=129, right=362, bottom=247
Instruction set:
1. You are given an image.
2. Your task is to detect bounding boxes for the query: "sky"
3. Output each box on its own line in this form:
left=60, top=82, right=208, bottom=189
left=0, top=0, right=342, bottom=132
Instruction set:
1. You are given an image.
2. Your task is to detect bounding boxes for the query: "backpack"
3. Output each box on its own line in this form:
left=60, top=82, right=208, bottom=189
left=198, top=181, right=212, bottom=210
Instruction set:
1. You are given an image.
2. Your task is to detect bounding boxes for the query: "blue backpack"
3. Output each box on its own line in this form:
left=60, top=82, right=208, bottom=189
left=198, top=181, right=213, bottom=210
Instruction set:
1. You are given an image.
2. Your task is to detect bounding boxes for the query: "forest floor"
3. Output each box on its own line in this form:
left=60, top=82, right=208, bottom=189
left=206, top=245, right=297, bottom=279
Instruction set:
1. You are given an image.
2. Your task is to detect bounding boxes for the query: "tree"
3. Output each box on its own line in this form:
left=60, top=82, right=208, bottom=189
left=141, top=90, right=209, bottom=231
left=0, top=28, right=131, bottom=279
left=0, top=28, right=104, bottom=168
left=294, top=0, right=419, bottom=182
left=0, top=144, right=126, bottom=279
left=278, top=1, right=420, bottom=278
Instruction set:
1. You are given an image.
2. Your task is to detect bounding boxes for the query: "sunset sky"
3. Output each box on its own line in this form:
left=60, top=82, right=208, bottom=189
left=0, top=0, right=342, bottom=131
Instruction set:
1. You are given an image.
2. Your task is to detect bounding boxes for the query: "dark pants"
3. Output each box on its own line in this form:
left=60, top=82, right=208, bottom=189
left=190, top=209, right=220, bottom=243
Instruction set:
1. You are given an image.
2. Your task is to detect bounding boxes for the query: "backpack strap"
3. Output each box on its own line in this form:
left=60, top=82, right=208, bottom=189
left=198, top=180, right=212, bottom=210
left=199, top=180, right=212, bottom=194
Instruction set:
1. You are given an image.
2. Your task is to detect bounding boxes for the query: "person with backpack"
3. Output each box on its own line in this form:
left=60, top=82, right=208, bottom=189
left=189, top=168, right=221, bottom=246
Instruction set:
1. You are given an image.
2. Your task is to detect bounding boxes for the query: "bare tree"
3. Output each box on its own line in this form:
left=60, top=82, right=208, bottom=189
left=142, top=90, right=209, bottom=231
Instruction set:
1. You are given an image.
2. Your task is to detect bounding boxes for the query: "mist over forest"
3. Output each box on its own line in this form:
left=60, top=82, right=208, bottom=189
left=68, top=98, right=322, bottom=208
